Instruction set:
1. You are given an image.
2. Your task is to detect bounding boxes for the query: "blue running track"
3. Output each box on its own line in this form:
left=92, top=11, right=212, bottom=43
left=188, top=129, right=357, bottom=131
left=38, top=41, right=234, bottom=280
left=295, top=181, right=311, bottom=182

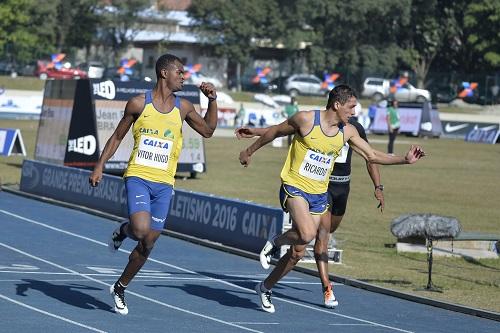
left=0, top=191, right=498, bottom=332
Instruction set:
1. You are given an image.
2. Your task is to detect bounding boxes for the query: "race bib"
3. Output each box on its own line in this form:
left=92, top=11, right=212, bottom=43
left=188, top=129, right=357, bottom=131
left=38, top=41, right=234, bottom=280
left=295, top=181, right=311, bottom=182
left=299, top=149, right=333, bottom=181
left=135, top=135, right=173, bottom=169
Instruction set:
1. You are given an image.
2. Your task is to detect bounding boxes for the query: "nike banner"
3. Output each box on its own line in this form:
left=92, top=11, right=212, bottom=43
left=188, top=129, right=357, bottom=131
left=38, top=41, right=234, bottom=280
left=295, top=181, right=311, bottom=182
left=441, top=121, right=499, bottom=140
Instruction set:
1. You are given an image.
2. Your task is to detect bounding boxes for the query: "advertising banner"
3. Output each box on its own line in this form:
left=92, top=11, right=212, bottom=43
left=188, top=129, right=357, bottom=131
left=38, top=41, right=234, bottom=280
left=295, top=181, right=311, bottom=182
left=371, top=107, right=423, bottom=135
left=36, top=79, right=207, bottom=174
left=20, top=159, right=128, bottom=217
left=168, top=190, right=283, bottom=253
left=0, top=128, right=26, bottom=156
left=35, top=80, right=76, bottom=165
left=465, top=127, right=500, bottom=144
left=19, top=160, right=284, bottom=254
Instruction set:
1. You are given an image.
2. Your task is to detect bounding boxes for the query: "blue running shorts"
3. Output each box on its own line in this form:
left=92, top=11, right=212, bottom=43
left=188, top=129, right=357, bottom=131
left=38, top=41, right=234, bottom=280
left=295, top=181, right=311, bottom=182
left=125, top=176, right=174, bottom=231
left=279, top=184, right=328, bottom=215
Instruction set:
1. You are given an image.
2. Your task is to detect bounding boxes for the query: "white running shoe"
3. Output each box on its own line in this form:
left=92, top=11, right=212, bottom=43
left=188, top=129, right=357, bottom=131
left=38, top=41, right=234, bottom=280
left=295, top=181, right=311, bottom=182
left=108, top=224, right=124, bottom=253
left=324, top=284, right=338, bottom=308
left=110, top=283, right=128, bottom=315
left=259, top=239, right=277, bottom=270
left=255, top=282, right=275, bottom=313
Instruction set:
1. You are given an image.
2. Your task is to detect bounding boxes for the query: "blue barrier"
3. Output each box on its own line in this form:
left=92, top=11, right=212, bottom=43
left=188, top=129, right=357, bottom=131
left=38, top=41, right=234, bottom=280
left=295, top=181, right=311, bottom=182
left=19, top=159, right=284, bottom=253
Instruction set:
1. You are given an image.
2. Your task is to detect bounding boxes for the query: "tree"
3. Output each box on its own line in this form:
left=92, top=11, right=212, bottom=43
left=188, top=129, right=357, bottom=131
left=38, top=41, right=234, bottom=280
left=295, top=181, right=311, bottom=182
left=0, top=0, right=58, bottom=63
left=399, top=0, right=462, bottom=87
left=300, top=0, right=411, bottom=86
left=57, top=0, right=101, bottom=57
left=95, top=0, right=150, bottom=65
left=464, top=0, right=500, bottom=69
left=189, top=0, right=283, bottom=89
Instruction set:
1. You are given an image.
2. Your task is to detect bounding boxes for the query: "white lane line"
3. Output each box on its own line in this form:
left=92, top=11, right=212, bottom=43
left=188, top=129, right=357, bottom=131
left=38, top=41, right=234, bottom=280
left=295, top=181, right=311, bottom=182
left=0, top=241, right=262, bottom=333
left=232, top=322, right=280, bottom=325
left=0, top=209, right=413, bottom=333
left=329, top=323, right=376, bottom=326
left=0, top=293, right=107, bottom=333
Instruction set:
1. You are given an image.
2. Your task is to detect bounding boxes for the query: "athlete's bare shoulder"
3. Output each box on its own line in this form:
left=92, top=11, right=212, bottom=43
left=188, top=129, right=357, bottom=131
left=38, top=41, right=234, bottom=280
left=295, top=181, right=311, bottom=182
left=292, top=109, right=313, bottom=124
left=343, top=123, right=359, bottom=139
left=179, top=97, right=196, bottom=119
left=125, top=94, right=146, bottom=116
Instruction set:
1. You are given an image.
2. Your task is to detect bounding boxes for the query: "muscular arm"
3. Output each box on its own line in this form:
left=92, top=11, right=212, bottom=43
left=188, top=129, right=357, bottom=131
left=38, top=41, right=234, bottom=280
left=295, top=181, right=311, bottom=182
left=89, top=95, right=143, bottom=186
left=346, top=125, right=424, bottom=165
left=238, top=115, right=301, bottom=167
left=243, top=121, right=294, bottom=155
left=184, top=82, right=218, bottom=138
left=183, top=99, right=217, bottom=138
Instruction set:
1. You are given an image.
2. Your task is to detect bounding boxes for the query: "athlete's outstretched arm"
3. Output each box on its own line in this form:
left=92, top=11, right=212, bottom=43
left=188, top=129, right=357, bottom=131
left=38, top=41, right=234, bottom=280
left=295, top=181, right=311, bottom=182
left=89, top=96, right=142, bottom=187
left=366, top=162, right=385, bottom=211
left=234, top=126, right=268, bottom=139
left=346, top=126, right=425, bottom=165
left=184, top=82, right=218, bottom=138
left=238, top=120, right=295, bottom=167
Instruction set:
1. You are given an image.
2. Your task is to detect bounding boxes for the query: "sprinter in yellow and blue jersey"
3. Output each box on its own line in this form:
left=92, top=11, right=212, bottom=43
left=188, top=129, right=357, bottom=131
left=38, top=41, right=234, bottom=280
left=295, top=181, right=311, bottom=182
left=236, top=85, right=425, bottom=313
left=89, top=54, right=218, bottom=315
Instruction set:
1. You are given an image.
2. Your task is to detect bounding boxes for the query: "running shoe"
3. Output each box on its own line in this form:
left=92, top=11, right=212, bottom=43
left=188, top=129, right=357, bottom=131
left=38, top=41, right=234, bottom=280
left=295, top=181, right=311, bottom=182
left=110, top=283, right=128, bottom=315
left=259, top=239, right=278, bottom=270
left=108, top=224, right=124, bottom=253
left=255, top=282, right=275, bottom=313
left=324, top=284, right=338, bottom=308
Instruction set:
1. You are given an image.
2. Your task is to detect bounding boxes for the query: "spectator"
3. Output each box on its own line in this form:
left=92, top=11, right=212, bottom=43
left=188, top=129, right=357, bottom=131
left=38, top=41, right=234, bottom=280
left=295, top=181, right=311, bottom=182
left=368, top=99, right=378, bottom=132
left=283, top=97, right=299, bottom=145
left=259, top=114, right=267, bottom=127
left=386, top=99, right=400, bottom=154
left=235, top=103, right=246, bottom=127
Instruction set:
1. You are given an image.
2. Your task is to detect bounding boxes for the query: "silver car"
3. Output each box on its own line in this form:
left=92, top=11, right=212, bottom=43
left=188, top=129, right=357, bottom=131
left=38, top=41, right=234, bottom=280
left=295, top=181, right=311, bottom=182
left=362, top=77, right=431, bottom=103
left=284, top=74, right=329, bottom=97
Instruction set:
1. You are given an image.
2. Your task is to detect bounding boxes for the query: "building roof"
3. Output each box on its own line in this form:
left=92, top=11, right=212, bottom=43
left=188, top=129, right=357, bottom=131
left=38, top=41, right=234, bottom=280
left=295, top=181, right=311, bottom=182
left=133, top=30, right=200, bottom=43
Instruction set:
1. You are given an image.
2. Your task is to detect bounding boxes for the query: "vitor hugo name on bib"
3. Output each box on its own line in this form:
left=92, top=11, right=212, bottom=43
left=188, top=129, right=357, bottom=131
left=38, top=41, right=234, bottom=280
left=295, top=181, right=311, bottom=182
left=136, top=135, right=173, bottom=169
left=299, top=150, right=333, bottom=181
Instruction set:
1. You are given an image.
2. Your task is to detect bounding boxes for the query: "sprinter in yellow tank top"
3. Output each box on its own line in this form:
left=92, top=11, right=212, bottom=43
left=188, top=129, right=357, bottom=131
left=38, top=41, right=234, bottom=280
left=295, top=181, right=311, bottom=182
left=89, top=54, right=218, bottom=315
left=237, top=85, right=425, bottom=313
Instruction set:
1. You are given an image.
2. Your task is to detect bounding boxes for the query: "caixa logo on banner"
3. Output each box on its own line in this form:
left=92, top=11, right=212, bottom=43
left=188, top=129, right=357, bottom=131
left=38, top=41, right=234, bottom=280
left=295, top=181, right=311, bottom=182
left=93, top=80, right=116, bottom=100
left=67, top=135, right=97, bottom=155
left=21, top=160, right=40, bottom=190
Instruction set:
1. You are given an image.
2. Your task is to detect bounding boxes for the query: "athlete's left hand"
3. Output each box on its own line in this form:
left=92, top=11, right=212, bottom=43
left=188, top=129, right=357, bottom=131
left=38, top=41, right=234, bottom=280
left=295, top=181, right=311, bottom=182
left=374, top=188, right=385, bottom=212
left=199, top=82, right=217, bottom=101
left=405, top=145, right=425, bottom=164
left=239, top=149, right=251, bottom=167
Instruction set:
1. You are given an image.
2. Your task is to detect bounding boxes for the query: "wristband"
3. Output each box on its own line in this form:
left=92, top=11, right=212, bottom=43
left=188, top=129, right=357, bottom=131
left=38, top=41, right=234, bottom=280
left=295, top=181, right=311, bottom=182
left=375, top=185, right=384, bottom=191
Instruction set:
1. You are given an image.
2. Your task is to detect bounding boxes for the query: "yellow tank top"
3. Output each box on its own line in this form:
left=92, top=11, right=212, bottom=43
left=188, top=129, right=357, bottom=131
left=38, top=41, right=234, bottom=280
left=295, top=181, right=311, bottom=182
left=281, top=110, right=344, bottom=194
left=124, top=91, right=183, bottom=185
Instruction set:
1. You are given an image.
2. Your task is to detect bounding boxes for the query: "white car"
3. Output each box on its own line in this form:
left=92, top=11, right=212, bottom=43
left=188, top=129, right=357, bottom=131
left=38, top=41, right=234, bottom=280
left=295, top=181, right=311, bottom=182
left=361, top=77, right=431, bottom=103
left=78, top=61, right=105, bottom=79
left=284, top=74, right=329, bottom=97
left=184, top=67, right=223, bottom=89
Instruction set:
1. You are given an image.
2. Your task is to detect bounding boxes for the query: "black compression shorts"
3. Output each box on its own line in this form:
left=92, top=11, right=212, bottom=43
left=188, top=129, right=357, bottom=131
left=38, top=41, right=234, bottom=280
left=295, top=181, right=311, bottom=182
left=327, top=183, right=350, bottom=216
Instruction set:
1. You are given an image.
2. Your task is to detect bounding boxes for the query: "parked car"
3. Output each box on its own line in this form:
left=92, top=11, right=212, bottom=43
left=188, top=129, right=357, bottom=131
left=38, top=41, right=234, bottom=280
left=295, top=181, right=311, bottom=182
left=0, top=61, right=18, bottom=77
left=102, top=66, right=151, bottom=82
left=268, top=76, right=289, bottom=94
left=240, top=74, right=273, bottom=92
left=361, top=77, right=431, bottom=103
left=35, top=60, right=88, bottom=80
left=78, top=61, right=105, bottom=79
left=184, top=67, right=223, bottom=89
left=284, top=74, right=328, bottom=97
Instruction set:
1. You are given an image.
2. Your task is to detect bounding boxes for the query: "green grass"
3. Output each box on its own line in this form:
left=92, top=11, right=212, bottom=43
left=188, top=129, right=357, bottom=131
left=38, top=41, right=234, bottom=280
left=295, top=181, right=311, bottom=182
left=1, top=101, right=499, bottom=313
left=0, top=75, right=45, bottom=91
